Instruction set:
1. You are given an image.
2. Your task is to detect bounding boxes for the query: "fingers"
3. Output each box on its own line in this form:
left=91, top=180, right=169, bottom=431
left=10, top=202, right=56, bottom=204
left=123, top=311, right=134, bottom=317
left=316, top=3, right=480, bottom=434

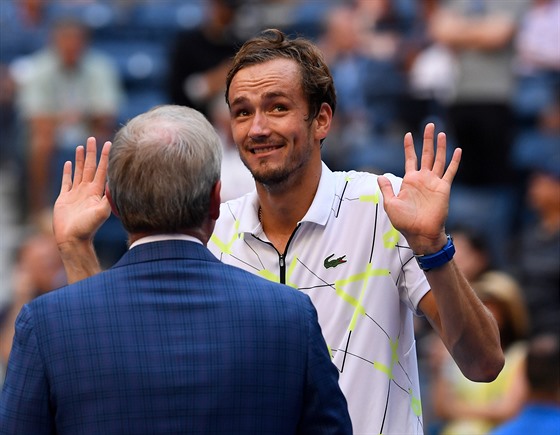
left=413, top=124, right=454, bottom=179
left=71, top=138, right=111, bottom=193
left=443, top=147, right=462, bottom=184
left=420, top=123, right=435, bottom=170
left=72, top=145, right=85, bottom=186
left=403, top=132, right=418, bottom=173
left=82, top=137, right=98, bottom=182
left=433, top=132, right=447, bottom=176
left=377, top=175, right=395, bottom=202
left=94, top=141, right=112, bottom=189
left=59, top=160, right=73, bottom=194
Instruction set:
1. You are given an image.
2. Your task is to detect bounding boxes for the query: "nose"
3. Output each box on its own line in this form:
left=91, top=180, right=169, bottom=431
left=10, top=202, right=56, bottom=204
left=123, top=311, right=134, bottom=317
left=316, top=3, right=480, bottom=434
left=248, top=111, right=270, bottom=139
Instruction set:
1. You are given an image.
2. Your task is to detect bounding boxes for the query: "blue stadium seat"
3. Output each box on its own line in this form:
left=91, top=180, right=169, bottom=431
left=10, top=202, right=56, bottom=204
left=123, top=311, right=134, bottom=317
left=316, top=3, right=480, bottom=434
left=48, top=1, right=117, bottom=30
left=124, top=1, right=203, bottom=43
left=92, top=39, right=168, bottom=88
left=118, top=88, right=168, bottom=126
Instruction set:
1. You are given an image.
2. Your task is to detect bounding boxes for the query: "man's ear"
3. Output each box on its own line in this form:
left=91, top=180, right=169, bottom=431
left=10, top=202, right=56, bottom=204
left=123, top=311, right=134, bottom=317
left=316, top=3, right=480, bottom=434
left=105, top=183, right=120, bottom=218
left=209, top=180, right=221, bottom=221
left=314, top=102, right=333, bottom=142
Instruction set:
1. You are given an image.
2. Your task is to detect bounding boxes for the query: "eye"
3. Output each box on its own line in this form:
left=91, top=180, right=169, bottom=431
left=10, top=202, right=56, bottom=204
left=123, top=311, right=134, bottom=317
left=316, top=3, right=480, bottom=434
left=272, top=104, right=287, bottom=113
left=232, top=108, right=249, bottom=118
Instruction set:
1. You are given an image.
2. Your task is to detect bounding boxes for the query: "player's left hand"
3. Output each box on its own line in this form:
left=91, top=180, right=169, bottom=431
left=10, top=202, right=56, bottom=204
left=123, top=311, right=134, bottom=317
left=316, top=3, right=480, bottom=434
left=377, top=123, right=461, bottom=254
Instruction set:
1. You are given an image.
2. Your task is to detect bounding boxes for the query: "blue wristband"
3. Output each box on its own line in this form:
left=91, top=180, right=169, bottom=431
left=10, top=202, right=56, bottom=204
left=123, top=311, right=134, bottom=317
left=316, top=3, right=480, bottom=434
left=414, top=235, right=455, bottom=271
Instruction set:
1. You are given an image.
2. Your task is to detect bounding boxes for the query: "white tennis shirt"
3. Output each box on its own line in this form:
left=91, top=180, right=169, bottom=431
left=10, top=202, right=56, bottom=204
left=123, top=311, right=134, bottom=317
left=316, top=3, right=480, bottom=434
left=209, top=162, right=431, bottom=434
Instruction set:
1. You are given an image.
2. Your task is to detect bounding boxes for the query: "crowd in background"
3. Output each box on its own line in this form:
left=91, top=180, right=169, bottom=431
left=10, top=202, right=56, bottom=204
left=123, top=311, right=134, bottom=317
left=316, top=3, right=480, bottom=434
left=0, top=0, right=558, bottom=434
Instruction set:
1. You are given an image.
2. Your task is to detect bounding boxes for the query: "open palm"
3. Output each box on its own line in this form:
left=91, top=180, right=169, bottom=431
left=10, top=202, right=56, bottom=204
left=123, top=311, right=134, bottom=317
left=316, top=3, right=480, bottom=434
left=377, top=123, right=461, bottom=253
left=53, top=138, right=112, bottom=247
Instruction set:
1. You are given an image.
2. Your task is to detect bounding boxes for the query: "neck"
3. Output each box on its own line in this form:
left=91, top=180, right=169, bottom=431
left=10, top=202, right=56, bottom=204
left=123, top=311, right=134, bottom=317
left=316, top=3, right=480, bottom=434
left=257, top=161, right=322, bottom=252
left=128, top=228, right=210, bottom=247
left=541, top=212, right=560, bottom=235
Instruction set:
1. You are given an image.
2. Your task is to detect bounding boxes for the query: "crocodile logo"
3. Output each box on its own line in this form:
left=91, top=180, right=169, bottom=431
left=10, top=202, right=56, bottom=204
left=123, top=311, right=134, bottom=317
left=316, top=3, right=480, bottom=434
left=324, top=254, right=347, bottom=269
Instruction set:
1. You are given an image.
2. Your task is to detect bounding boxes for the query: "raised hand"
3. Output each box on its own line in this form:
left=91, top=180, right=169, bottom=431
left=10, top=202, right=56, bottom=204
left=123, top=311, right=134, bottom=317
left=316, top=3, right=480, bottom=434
left=53, top=137, right=112, bottom=251
left=377, top=123, right=461, bottom=254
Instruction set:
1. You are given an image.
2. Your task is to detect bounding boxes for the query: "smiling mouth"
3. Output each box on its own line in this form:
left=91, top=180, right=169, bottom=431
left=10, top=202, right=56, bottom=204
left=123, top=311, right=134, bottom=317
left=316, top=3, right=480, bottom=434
left=251, top=145, right=282, bottom=154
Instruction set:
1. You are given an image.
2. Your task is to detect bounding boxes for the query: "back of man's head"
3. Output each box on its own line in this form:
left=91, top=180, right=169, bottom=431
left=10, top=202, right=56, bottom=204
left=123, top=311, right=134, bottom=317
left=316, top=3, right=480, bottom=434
left=525, top=334, right=560, bottom=403
left=107, top=105, right=223, bottom=234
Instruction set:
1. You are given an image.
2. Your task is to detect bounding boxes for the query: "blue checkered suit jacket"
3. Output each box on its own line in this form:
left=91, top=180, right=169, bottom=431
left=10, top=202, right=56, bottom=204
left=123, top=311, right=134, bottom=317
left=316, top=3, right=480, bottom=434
left=0, top=240, right=351, bottom=434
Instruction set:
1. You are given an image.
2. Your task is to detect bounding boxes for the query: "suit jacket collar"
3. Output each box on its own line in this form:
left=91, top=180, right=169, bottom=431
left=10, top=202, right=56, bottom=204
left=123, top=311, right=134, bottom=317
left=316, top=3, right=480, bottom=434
left=112, top=240, right=220, bottom=269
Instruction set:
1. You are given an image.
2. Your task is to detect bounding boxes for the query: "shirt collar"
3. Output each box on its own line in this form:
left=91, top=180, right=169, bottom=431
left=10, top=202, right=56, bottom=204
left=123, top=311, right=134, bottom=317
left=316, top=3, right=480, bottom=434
left=301, top=161, right=335, bottom=226
left=129, top=234, right=203, bottom=250
left=236, top=161, right=336, bottom=235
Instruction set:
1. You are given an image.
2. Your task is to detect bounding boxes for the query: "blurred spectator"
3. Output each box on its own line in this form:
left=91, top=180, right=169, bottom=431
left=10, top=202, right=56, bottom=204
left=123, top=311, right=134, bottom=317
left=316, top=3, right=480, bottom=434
left=509, top=136, right=560, bottom=338
left=417, top=225, right=527, bottom=435
left=431, top=272, right=529, bottom=435
left=233, top=0, right=309, bottom=42
left=0, top=224, right=66, bottom=381
left=354, top=0, right=404, bottom=66
left=429, top=0, right=529, bottom=187
left=451, top=225, right=493, bottom=282
left=401, top=0, right=454, bottom=136
left=317, top=2, right=406, bottom=174
left=511, top=89, right=560, bottom=184
left=15, top=15, right=124, bottom=218
left=418, top=225, right=499, bottom=347
left=515, top=0, right=560, bottom=72
left=317, top=4, right=375, bottom=171
left=512, top=0, right=560, bottom=209
left=353, top=0, right=408, bottom=168
left=513, top=0, right=560, bottom=126
left=0, top=66, right=18, bottom=169
left=489, top=333, right=560, bottom=435
left=0, top=0, right=51, bottom=173
left=0, top=0, right=51, bottom=65
left=429, top=0, right=530, bottom=269
left=167, top=0, right=242, bottom=119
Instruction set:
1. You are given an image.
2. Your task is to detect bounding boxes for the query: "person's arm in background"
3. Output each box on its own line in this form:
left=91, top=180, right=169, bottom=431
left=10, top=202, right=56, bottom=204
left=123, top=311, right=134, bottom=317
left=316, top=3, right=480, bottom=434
left=377, top=124, right=504, bottom=382
left=429, top=7, right=517, bottom=51
left=87, top=52, right=123, bottom=145
left=27, top=115, right=57, bottom=216
left=433, top=359, right=527, bottom=425
left=167, top=33, right=232, bottom=109
left=181, top=59, right=232, bottom=109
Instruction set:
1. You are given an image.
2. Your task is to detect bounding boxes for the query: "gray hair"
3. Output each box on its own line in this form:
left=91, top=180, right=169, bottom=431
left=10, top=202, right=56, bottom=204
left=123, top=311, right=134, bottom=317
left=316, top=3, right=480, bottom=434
left=108, top=105, right=222, bottom=234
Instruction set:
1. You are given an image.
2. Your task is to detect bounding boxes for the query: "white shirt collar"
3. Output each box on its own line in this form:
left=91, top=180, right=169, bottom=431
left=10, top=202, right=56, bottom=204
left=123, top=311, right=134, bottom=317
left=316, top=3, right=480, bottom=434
left=236, top=161, right=335, bottom=235
left=300, top=161, right=335, bottom=226
left=129, top=234, right=203, bottom=250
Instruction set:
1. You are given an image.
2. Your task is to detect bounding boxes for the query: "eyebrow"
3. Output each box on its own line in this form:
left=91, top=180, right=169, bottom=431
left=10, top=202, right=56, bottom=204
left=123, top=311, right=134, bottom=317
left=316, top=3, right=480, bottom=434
left=230, top=91, right=292, bottom=108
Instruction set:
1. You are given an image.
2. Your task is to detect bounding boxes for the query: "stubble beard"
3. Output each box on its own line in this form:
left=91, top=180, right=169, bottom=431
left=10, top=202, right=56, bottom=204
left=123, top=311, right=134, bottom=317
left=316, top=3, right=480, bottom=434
left=242, top=146, right=313, bottom=191
left=251, top=162, right=295, bottom=187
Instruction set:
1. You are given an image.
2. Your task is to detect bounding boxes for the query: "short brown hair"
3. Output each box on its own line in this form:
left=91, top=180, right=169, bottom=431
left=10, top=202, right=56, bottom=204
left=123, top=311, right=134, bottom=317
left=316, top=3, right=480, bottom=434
left=225, top=28, right=336, bottom=121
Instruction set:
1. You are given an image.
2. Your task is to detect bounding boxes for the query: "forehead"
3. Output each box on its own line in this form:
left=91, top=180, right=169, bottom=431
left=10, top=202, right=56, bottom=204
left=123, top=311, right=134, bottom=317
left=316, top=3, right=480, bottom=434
left=54, top=22, right=86, bottom=38
left=228, top=58, right=303, bottom=101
